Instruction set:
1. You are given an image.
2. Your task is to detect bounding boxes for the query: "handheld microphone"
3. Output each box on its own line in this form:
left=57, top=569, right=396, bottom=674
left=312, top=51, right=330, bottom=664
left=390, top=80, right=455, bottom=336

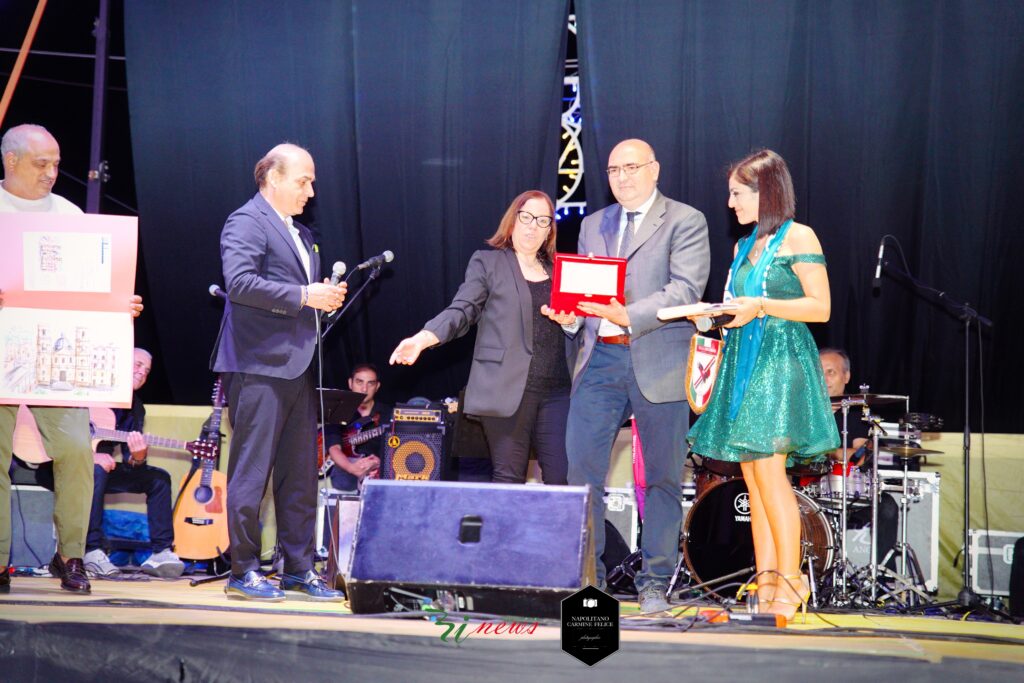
left=356, top=250, right=394, bottom=271
left=330, top=261, right=347, bottom=285
left=696, top=314, right=735, bottom=333
left=872, top=239, right=885, bottom=292
left=209, top=284, right=226, bottom=299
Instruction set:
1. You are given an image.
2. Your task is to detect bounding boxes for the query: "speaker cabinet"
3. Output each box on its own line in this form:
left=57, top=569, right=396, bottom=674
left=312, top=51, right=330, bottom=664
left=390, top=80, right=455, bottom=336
left=347, top=480, right=595, bottom=618
left=382, top=407, right=446, bottom=481
left=9, top=485, right=57, bottom=567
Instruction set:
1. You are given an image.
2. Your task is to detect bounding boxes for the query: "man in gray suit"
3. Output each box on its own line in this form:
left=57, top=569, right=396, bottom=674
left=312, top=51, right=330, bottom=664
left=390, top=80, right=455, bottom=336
left=211, top=143, right=346, bottom=601
left=551, top=139, right=709, bottom=613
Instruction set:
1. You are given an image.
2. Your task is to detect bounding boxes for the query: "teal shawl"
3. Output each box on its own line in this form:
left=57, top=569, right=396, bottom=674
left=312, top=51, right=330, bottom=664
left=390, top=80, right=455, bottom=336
left=723, top=219, right=793, bottom=420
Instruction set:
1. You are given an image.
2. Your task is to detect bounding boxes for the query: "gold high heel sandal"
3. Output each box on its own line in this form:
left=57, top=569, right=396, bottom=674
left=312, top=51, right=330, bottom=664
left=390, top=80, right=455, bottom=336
left=767, top=574, right=809, bottom=623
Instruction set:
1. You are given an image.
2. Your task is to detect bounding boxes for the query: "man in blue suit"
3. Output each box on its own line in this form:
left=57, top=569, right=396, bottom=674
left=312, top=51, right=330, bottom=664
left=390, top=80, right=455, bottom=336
left=211, top=143, right=347, bottom=601
left=553, top=139, right=710, bottom=613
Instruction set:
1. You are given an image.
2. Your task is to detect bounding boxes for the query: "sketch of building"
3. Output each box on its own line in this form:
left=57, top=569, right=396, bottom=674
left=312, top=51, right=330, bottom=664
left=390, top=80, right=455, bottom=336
left=34, top=325, right=116, bottom=390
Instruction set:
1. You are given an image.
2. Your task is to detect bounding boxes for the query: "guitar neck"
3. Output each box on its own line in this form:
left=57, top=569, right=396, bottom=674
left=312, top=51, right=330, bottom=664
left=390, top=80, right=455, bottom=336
left=93, top=428, right=187, bottom=451
left=348, top=424, right=389, bottom=447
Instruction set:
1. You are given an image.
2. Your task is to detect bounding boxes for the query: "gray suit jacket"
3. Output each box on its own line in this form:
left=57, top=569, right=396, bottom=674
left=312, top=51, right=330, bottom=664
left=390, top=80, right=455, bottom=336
left=423, top=248, right=570, bottom=418
left=210, top=192, right=321, bottom=380
left=572, top=191, right=710, bottom=403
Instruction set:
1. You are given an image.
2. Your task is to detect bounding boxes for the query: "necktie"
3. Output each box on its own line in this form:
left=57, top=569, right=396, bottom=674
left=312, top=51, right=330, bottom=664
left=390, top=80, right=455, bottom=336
left=619, top=211, right=639, bottom=258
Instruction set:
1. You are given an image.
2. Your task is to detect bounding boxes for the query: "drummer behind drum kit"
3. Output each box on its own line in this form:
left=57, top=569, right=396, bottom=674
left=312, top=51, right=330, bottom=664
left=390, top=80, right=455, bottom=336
left=655, top=388, right=945, bottom=610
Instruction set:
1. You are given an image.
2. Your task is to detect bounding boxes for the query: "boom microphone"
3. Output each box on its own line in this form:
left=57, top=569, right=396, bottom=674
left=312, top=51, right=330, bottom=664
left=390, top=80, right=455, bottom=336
left=330, top=261, right=347, bottom=285
left=356, top=250, right=394, bottom=271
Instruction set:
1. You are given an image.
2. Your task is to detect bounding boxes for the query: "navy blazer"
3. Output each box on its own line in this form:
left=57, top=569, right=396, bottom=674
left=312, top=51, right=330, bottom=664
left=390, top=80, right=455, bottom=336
left=423, top=248, right=571, bottom=418
left=210, top=192, right=321, bottom=380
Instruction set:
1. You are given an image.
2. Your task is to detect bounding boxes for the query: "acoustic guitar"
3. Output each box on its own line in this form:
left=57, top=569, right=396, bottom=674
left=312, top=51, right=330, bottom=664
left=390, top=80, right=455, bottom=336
left=172, top=379, right=230, bottom=561
left=12, top=405, right=216, bottom=464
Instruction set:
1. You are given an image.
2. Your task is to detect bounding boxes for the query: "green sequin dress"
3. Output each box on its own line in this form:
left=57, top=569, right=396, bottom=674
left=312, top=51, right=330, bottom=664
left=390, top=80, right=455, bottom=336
left=687, top=253, right=840, bottom=463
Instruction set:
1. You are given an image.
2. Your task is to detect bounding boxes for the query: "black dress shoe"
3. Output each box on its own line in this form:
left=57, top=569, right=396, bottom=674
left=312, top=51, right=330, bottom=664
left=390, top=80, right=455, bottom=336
left=49, top=554, right=91, bottom=594
left=0, top=566, right=10, bottom=593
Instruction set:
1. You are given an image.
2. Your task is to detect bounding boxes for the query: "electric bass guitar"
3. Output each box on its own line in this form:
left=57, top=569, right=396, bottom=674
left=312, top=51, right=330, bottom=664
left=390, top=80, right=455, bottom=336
left=172, top=379, right=230, bottom=561
left=317, top=421, right=392, bottom=477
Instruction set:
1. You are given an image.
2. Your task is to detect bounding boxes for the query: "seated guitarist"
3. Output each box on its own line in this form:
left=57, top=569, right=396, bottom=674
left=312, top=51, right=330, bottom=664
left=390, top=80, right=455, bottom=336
left=35, top=349, right=185, bottom=578
left=324, top=364, right=389, bottom=492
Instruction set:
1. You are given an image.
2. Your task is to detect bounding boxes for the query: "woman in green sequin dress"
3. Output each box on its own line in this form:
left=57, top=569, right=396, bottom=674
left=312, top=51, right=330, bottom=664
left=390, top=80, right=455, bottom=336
left=687, top=150, right=839, bottom=620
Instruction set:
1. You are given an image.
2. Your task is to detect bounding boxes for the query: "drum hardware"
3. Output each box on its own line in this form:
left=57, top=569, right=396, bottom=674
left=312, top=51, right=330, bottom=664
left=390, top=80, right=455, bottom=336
left=668, top=563, right=755, bottom=604
left=830, top=392, right=909, bottom=407
left=901, top=412, right=944, bottom=432
left=830, top=398, right=935, bottom=608
left=884, top=445, right=942, bottom=457
left=832, top=391, right=868, bottom=596
left=802, top=539, right=821, bottom=608
left=891, top=442, right=940, bottom=597
left=866, top=407, right=887, bottom=600
left=828, top=385, right=916, bottom=604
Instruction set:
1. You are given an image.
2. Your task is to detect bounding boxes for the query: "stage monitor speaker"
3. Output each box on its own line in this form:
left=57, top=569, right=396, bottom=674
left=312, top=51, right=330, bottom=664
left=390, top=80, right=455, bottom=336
left=347, top=480, right=595, bottom=619
left=381, top=406, right=445, bottom=481
left=9, top=485, right=57, bottom=567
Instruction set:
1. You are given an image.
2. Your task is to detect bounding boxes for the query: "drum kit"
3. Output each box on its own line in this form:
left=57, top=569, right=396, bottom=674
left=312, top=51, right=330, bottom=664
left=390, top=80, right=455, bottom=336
left=655, top=387, right=944, bottom=610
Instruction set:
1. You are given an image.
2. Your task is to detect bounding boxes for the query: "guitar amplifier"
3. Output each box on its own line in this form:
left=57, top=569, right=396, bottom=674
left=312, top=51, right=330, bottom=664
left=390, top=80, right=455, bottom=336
left=382, top=404, right=445, bottom=481
left=8, top=485, right=57, bottom=567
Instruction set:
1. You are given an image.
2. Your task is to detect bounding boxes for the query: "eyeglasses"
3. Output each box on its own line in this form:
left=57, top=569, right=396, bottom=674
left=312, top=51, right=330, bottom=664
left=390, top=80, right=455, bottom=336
left=516, top=211, right=553, bottom=229
left=605, top=160, right=655, bottom=177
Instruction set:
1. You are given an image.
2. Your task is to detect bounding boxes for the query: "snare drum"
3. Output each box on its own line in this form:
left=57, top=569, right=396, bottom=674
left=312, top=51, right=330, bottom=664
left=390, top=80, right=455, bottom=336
left=681, top=478, right=834, bottom=598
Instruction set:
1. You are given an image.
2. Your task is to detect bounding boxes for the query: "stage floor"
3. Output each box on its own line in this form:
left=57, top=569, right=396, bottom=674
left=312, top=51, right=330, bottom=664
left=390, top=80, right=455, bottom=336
left=2, top=574, right=1022, bottom=682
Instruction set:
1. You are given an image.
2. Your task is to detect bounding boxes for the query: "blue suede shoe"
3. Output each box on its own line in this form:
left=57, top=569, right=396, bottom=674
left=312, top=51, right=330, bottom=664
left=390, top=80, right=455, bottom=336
left=225, top=570, right=285, bottom=602
left=279, top=570, right=345, bottom=602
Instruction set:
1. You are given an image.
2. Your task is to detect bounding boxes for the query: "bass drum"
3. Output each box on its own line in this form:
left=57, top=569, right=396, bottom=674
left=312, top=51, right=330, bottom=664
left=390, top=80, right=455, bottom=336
left=682, top=478, right=833, bottom=598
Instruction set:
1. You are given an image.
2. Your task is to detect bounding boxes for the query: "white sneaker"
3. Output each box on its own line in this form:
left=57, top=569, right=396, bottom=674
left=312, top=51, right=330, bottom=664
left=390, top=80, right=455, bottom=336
left=141, top=548, right=185, bottom=578
left=83, top=548, right=120, bottom=577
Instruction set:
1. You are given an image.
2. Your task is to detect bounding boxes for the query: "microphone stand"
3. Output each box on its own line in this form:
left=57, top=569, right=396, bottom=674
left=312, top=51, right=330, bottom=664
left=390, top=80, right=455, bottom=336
left=877, top=255, right=1010, bottom=620
left=322, top=264, right=383, bottom=338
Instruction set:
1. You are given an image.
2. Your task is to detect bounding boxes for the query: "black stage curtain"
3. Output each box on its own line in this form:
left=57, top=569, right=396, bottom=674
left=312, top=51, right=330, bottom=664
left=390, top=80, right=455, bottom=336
left=125, top=1, right=1021, bottom=432
left=124, top=1, right=569, bottom=406
left=575, top=0, right=1024, bottom=432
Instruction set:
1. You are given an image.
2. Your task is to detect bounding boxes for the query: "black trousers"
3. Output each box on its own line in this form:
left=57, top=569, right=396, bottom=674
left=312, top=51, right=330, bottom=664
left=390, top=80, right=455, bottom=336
left=478, top=388, right=569, bottom=485
left=224, top=370, right=316, bottom=576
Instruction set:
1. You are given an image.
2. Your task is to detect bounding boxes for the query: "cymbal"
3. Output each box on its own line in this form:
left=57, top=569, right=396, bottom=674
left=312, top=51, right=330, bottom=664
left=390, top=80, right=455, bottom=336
left=831, top=393, right=908, bottom=406
left=883, top=445, right=943, bottom=457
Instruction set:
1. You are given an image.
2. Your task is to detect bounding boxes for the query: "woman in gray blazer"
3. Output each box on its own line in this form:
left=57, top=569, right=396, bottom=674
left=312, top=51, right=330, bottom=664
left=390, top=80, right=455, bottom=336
left=390, top=191, right=570, bottom=484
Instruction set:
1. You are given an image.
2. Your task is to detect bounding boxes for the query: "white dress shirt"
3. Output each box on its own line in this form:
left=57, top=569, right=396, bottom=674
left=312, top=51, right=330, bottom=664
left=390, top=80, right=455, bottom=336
left=597, top=188, right=658, bottom=337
